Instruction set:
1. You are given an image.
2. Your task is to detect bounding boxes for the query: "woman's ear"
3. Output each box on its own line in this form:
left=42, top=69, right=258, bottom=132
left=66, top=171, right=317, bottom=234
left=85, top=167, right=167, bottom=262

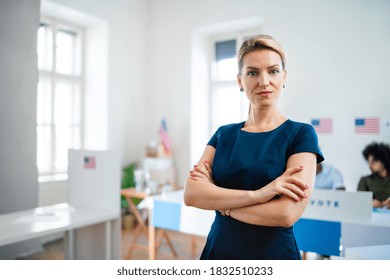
left=237, top=73, right=243, bottom=89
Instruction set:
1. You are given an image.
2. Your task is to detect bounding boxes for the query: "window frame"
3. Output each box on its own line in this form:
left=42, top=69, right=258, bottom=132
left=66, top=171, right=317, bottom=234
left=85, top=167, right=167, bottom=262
left=37, top=15, right=85, bottom=182
left=208, top=31, right=259, bottom=135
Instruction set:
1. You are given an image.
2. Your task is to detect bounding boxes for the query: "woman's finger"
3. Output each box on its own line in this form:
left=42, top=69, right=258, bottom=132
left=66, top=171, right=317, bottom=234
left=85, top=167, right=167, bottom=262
left=285, top=177, right=308, bottom=191
left=279, top=185, right=302, bottom=202
left=281, top=183, right=307, bottom=199
left=284, top=166, right=304, bottom=176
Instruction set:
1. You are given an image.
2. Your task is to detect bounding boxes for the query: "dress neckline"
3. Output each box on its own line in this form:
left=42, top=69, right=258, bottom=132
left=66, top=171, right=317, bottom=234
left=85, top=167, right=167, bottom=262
left=239, top=119, right=290, bottom=134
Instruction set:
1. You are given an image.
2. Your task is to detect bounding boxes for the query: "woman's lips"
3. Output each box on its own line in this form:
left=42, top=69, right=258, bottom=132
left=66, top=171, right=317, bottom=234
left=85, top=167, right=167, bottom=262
left=258, top=91, right=272, bottom=96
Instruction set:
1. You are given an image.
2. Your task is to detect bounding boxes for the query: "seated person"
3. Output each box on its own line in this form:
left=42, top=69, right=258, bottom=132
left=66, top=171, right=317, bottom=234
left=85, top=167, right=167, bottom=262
left=357, top=142, right=390, bottom=209
left=315, top=162, right=345, bottom=190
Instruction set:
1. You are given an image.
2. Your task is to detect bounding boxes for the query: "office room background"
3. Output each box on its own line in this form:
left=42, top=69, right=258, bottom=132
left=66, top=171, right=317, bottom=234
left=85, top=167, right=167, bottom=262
left=0, top=0, right=389, bottom=259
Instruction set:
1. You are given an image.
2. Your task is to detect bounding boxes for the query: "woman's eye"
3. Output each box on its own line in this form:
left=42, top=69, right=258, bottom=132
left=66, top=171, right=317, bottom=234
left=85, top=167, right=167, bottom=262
left=247, top=71, right=257, bottom=77
left=270, top=69, right=280, bottom=75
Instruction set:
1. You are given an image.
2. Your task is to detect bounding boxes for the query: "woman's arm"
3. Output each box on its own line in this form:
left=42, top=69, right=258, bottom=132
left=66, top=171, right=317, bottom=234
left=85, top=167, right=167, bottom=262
left=228, top=152, right=317, bottom=227
left=184, top=146, right=308, bottom=210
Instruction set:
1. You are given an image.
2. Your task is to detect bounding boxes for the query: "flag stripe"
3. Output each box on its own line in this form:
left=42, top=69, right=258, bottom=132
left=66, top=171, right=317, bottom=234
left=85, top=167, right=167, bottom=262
left=355, top=117, right=380, bottom=134
left=311, top=118, right=332, bottom=133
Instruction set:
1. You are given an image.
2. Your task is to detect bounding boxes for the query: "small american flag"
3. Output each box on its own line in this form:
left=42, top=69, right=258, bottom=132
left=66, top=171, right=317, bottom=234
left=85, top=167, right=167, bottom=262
left=159, top=118, right=171, bottom=152
left=84, top=156, right=96, bottom=169
left=311, top=118, right=333, bottom=133
left=355, top=117, right=380, bottom=134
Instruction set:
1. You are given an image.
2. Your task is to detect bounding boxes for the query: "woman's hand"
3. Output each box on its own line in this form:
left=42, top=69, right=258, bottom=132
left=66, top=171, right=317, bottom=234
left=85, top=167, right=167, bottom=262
left=254, top=166, right=308, bottom=203
left=381, top=198, right=390, bottom=209
left=189, top=160, right=214, bottom=184
left=373, top=199, right=383, bottom=208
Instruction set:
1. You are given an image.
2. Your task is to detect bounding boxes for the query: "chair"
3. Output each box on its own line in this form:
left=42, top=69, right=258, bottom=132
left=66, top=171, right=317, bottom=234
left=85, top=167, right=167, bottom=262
left=121, top=188, right=177, bottom=259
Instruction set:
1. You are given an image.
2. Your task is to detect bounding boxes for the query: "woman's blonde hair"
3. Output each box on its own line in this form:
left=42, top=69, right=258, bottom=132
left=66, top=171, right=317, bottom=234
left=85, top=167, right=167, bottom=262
left=237, top=35, right=286, bottom=74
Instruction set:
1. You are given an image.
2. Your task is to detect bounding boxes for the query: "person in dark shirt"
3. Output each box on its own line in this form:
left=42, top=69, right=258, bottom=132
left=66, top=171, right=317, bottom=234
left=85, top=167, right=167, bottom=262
left=358, top=142, right=390, bottom=209
left=184, top=35, right=323, bottom=260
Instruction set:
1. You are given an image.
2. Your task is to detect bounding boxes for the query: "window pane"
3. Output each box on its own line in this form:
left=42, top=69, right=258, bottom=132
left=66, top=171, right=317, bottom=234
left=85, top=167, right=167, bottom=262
left=37, top=23, right=53, bottom=71
left=37, top=77, right=51, bottom=125
left=215, top=39, right=236, bottom=61
left=54, top=82, right=73, bottom=125
left=217, top=58, right=237, bottom=81
left=37, top=125, right=52, bottom=174
left=56, top=29, right=76, bottom=75
left=211, top=85, right=242, bottom=132
left=54, top=125, right=69, bottom=172
left=71, top=85, right=81, bottom=125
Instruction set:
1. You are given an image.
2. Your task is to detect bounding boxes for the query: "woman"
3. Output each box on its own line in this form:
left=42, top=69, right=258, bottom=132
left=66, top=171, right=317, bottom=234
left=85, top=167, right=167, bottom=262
left=358, top=142, right=390, bottom=209
left=184, top=35, right=324, bottom=260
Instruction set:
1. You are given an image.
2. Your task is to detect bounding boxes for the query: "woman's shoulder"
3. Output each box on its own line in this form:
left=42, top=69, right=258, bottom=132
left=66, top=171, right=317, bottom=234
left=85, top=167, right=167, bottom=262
left=276, top=119, right=315, bottom=137
left=215, top=122, right=245, bottom=133
left=285, top=119, right=313, bottom=130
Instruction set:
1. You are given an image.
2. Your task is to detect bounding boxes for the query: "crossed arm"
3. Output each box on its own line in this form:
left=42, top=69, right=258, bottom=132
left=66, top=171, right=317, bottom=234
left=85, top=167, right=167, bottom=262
left=184, top=145, right=317, bottom=228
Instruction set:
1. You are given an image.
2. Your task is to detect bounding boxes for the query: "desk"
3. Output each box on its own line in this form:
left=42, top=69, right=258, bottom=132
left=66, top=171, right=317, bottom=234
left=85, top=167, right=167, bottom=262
left=0, top=203, right=120, bottom=259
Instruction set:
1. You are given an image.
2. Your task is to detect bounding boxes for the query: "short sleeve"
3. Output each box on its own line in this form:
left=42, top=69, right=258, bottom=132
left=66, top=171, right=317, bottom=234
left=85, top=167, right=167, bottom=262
left=290, top=124, right=324, bottom=163
left=357, top=176, right=369, bottom=191
left=207, top=128, right=219, bottom=148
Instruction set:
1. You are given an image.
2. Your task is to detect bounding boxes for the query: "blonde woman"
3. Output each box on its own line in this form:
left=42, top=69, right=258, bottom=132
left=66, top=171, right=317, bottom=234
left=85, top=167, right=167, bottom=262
left=184, top=35, right=324, bottom=260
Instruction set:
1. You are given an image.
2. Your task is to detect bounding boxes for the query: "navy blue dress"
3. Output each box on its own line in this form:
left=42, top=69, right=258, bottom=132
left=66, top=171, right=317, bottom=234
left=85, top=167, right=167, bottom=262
left=200, top=120, right=324, bottom=260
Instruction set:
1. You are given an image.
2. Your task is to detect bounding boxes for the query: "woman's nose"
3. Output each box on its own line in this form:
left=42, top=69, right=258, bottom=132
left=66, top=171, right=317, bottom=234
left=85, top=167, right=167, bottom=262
left=258, top=74, right=269, bottom=88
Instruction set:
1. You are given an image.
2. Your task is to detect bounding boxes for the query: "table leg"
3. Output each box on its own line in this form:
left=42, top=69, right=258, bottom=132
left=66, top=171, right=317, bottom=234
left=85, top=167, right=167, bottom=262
left=148, top=209, right=156, bottom=260
left=65, top=230, right=74, bottom=260
left=105, top=220, right=111, bottom=260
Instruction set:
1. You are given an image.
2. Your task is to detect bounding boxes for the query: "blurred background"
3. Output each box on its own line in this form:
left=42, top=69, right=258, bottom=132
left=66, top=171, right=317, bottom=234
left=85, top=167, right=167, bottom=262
left=0, top=0, right=389, bottom=260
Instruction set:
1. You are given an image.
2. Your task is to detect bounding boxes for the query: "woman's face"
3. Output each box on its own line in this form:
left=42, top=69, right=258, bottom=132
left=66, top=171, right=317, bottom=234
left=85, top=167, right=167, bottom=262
left=237, top=49, right=286, bottom=110
left=368, top=155, right=386, bottom=174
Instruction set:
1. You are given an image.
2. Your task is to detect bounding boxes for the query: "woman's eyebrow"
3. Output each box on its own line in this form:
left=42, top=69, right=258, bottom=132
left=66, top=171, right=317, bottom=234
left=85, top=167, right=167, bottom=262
left=245, top=64, right=280, bottom=70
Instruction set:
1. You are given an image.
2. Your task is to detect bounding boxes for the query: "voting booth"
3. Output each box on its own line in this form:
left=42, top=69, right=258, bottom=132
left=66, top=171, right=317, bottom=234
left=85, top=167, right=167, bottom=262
left=67, top=149, right=121, bottom=259
left=0, top=149, right=121, bottom=259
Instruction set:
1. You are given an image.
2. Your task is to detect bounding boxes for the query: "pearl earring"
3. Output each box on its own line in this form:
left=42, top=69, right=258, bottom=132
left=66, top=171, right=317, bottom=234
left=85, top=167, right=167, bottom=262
left=240, top=88, right=244, bottom=92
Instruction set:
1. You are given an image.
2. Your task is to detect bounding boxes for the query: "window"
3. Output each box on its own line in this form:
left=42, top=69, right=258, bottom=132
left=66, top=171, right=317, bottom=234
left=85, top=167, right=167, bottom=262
left=37, top=17, right=83, bottom=180
left=209, top=35, right=251, bottom=134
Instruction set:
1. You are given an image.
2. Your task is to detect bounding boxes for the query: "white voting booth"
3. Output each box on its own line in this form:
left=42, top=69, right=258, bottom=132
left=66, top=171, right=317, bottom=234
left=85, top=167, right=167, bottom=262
left=67, top=149, right=121, bottom=259
left=0, top=149, right=121, bottom=259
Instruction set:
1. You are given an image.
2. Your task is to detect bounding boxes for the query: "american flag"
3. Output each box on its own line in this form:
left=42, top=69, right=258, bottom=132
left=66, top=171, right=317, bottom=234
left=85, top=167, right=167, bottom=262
left=355, top=117, right=380, bottom=134
left=159, top=118, right=171, bottom=152
left=84, top=156, right=96, bottom=169
left=311, top=118, right=333, bottom=133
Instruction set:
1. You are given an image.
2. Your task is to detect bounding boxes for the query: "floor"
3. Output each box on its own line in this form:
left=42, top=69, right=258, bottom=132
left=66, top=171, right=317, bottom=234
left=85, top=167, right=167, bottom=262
left=15, top=217, right=331, bottom=260
left=17, top=221, right=207, bottom=260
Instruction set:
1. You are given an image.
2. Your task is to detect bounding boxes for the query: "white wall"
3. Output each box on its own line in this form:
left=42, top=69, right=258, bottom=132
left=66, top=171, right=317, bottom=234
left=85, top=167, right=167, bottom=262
left=49, top=0, right=390, bottom=190
left=145, top=0, right=390, bottom=190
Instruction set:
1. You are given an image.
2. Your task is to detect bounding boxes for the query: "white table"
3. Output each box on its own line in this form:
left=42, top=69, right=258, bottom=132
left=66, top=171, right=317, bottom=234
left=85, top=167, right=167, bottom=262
left=0, top=203, right=120, bottom=259
left=345, top=244, right=390, bottom=260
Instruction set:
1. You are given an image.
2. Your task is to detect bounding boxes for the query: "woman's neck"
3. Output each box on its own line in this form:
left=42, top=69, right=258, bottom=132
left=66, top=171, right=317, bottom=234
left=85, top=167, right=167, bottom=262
left=244, top=108, right=286, bottom=132
left=377, top=169, right=388, bottom=178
